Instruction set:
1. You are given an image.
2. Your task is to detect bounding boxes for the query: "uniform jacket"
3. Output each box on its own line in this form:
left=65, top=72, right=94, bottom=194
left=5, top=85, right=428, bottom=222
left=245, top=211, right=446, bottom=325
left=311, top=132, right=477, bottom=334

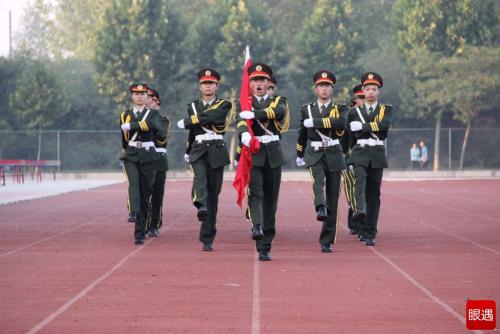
left=296, top=101, right=347, bottom=172
left=120, top=107, right=165, bottom=164
left=184, top=97, right=232, bottom=169
left=236, top=96, right=287, bottom=169
left=346, top=103, right=393, bottom=168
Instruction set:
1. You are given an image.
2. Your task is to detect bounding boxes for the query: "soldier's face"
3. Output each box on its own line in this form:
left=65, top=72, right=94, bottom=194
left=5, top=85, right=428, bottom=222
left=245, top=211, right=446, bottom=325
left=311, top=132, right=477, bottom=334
left=132, top=92, right=146, bottom=106
left=250, top=78, right=269, bottom=96
left=363, top=85, right=379, bottom=103
left=200, top=82, right=218, bottom=97
left=145, top=94, right=154, bottom=107
left=267, top=85, right=275, bottom=97
left=315, top=84, right=333, bottom=100
left=354, top=97, right=365, bottom=107
left=149, top=100, right=158, bottom=109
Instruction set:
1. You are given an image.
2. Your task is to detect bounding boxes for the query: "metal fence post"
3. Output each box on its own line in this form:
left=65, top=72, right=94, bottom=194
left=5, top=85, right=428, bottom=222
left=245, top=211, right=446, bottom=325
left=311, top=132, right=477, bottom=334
left=448, top=128, right=452, bottom=170
left=57, top=130, right=61, bottom=171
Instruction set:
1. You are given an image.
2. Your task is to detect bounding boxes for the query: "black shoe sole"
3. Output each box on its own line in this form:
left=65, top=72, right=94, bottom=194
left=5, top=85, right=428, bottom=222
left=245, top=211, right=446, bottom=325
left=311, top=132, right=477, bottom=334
left=353, top=212, right=367, bottom=221
left=134, top=239, right=144, bottom=245
left=258, top=256, right=271, bottom=261
left=316, top=215, right=328, bottom=222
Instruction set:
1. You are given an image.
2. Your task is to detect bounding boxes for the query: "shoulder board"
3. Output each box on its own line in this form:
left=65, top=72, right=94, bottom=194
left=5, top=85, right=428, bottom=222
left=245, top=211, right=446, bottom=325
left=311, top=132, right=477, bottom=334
left=381, top=104, right=392, bottom=107
left=336, top=103, right=346, bottom=106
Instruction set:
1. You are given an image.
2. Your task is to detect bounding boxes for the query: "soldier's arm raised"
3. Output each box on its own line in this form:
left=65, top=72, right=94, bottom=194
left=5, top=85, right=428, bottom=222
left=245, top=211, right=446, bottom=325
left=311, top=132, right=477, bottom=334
left=361, top=105, right=393, bottom=132
left=253, top=97, right=286, bottom=121
left=183, top=100, right=231, bottom=128
left=311, top=105, right=347, bottom=130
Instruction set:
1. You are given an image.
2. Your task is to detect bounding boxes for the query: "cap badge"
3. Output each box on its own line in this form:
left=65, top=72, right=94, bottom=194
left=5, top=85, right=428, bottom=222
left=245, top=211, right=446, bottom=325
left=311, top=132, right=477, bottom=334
left=368, top=74, right=373, bottom=79
left=256, top=65, right=262, bottom=71
left=321, top=72, right=327, bottom=78
left=205, top=70, right=211, bottom=76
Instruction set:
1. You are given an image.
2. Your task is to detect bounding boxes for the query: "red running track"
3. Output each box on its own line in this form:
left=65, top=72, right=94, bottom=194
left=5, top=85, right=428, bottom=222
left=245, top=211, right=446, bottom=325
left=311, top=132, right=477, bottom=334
left=0, top=179, right=499, bottom=333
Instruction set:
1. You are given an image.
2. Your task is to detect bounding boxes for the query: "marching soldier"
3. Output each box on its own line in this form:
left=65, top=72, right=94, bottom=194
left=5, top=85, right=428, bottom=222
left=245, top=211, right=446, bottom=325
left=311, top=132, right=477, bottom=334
left=296, top=70, right=347, bottom=253
left=177, top=68, right=233, bottom=251
left=237, top=63, right=290, bottom=261
left=146, top=88, right=170, bottom=237
left=341, top=84, right=365, bottom=237
left=347, top=72, right=393, bottom=246
left=234, top=75, right=277, bottom=166
left=120, top=83, right=165, bottom=245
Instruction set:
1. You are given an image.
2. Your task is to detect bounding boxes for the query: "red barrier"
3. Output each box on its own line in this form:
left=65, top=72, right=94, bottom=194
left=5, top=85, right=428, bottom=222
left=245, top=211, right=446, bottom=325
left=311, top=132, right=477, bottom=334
left=0, top=160, right=60, bottom=184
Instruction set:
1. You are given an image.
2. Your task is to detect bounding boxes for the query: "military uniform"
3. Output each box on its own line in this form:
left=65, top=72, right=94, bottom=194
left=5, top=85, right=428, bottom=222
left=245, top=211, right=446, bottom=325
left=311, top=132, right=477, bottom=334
left=120, top=83, right=165, bottom=244
left=296, top=70, right=347, bottom=252
left=237, top=63, right=289, bottom=260
left=341, top=83, right=365, bottom=236
left=146, top=88, right=170, bottom=237
left=179, top=68, right=232, bottom=250
left=347, top=72, right=393, bottom=246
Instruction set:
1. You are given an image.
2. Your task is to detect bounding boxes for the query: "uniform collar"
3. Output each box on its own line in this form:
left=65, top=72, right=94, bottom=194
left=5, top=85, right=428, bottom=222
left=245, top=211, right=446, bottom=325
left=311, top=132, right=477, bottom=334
left=254, top=94, right=269, bottom=102
left=133, top=105, right=145, bottom=115
left=201, top=97, right=216, bottom=107
left=317, top=99, right=332, bottom=110
left=365, top=101, right=378, bottom=112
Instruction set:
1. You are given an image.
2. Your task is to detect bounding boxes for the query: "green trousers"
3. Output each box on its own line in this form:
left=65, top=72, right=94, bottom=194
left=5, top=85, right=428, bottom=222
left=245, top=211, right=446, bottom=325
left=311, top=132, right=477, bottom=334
left=191, top=154, right=224, bottom=243
left=124, top=160, right=156, bottom=240
left=148, top=169, right=166, bottom=231
left=341, top=168, right=356, bottom=231
left=309, top=159, right=341, bottom=244
left=353, top=164, right=383, bottom=239
left=248, top=160, right=282, bottom=252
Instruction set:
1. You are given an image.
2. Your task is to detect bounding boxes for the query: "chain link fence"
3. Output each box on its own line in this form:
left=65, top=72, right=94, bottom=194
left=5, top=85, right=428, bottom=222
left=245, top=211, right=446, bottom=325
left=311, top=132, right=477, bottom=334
left=1, top=128, right=499, bottom=171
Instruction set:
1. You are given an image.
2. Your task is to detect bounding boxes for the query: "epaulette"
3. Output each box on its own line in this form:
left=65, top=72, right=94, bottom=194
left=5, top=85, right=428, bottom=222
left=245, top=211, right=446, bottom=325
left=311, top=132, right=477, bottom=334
left=273, top=95, right=287, bottom=101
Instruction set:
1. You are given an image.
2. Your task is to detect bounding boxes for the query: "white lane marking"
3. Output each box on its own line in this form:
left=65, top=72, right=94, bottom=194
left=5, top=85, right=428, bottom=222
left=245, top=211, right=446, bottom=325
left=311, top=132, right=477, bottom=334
left=369, top=246, right=484, bottom=334
left=252, top=252, right=260, bottom=334
left=384, top=206, right=500, bottom=256
left=26, top=208, right=192, bottom=334
left=292, top=182, right=485, bottom=333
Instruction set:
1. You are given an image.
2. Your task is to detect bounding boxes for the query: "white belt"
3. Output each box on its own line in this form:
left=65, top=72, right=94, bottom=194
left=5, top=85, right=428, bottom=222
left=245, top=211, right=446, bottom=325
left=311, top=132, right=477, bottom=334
left=310, top=139, right=340, bottom=150
left=155, top=147, right=167, bottom=153
left=128, top=141, right=155, bottom=149
left=195, top=133, right=223, bottom=143
left=255, top=135, right=280, bottom=144
left=357, top=138, right=384, bottom=146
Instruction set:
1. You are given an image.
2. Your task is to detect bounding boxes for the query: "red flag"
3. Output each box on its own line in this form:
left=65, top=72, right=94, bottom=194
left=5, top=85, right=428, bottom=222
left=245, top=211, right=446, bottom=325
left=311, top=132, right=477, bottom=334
left=233, top=46, right=259, bottom=208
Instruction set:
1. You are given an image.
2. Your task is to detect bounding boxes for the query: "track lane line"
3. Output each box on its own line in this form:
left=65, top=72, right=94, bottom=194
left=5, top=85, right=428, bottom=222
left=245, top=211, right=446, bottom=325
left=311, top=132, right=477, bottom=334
left=290, top=182, right=485, bottom=332
left=26, top=207, right=194, bottom=334
left=251, top=252, right=260, bottom=334
left=383, top=206, right=500, bottom=257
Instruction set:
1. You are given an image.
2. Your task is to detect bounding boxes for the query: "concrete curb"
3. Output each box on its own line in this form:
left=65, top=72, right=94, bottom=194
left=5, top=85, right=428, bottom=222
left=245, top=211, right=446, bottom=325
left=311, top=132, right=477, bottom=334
left=50, top=170, right=500, bottom=182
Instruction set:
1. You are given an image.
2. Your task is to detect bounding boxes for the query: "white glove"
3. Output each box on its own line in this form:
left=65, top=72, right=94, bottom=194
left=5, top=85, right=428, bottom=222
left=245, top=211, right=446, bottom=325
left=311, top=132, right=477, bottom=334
left=177, top=119, right=185, bottom=129
left=303, top=118, right=314, bottom=128
left=241, top=132, right=251, bottom=147
left=233, top=160, right=238, bottom=167
left=296, top=157, right=306, bottom=167
left=239, top=111, right=255, bottom=120
left=350, top=121, right=362, bottom=131
left=121, top=123, right=130, bottom=131
left=184, top=153, right=189, bottom=162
